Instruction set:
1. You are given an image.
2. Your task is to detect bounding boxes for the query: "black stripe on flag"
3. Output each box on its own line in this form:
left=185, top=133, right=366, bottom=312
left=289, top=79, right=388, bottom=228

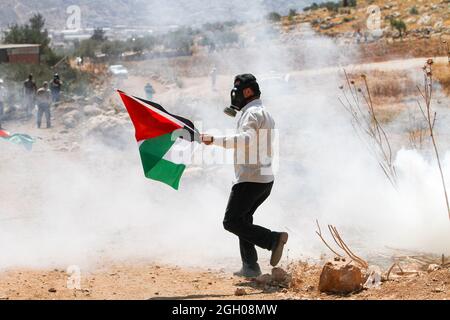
left=135, top=96, right=200, bottom=143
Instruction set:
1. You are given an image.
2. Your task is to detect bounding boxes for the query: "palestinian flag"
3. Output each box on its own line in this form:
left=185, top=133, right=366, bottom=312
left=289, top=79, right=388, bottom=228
left=118, top=90, right=199, bottom=190
left=0, top=129, right=35, bottom=150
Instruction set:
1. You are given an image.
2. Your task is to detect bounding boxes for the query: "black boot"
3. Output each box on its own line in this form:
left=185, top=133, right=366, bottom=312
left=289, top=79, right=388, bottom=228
left=270, top=232, right=288, bottom=267
left=233, top=263, right=262, bottom=278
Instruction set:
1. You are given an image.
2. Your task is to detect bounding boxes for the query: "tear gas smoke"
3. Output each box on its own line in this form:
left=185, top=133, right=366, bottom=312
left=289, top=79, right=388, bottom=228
left=0, top=2, right=449, bottom=272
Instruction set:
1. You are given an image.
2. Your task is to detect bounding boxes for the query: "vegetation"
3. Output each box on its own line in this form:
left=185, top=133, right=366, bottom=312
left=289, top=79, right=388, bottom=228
left=74, top=21, right=240, bottom=59
left=2, top=13, right=60, bottom=65
left=304, top=0, right=356, bottom=12
left=74, top=28, right=160, bottom=59
left=409, top=6, right=419, bottom=15
left=266, top=12, right=282, bottom=22
left=0, top=62, right=92, bottom=101
left=91, top=28, right=108, bottom=42
left=288, top=9, right=297, bottom=22
left=390, top=18, right=407, bottom=38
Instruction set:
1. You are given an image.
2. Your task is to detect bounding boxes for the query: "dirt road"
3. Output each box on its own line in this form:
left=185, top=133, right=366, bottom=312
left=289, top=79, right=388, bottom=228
left=0, top=262, right=448, bottom=300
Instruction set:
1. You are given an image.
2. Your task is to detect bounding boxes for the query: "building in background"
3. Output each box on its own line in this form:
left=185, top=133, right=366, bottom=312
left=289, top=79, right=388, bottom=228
left=0, top=44, right=40, bottom=64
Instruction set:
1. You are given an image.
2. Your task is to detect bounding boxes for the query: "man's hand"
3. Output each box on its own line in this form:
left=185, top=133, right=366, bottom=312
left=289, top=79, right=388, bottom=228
left=200, top=134, right=214, bottom=145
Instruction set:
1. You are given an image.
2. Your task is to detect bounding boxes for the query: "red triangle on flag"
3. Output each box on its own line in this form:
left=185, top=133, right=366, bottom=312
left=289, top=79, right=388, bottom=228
left=118, top=91, right=182, bottom=141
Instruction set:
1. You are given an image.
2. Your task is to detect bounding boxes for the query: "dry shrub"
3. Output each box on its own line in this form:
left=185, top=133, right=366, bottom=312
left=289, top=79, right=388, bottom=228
left=347, top=70, right=415, bottom=100
left=433, top=63, right=450, bottom=96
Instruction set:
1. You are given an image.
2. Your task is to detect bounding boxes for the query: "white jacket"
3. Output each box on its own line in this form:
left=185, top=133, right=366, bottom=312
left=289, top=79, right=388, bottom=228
left=213, top=99, right=275, bottom=184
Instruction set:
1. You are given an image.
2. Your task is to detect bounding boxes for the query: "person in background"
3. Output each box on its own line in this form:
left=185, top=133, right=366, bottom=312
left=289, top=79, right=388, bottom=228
left=35, top=82, right=52, bottom=129
left=49, top=73, right=62, bottom=103
left=0, top=79, right=6, bottom=129
left=210, top=66, right=217, bottom=91
left=144, top=82, right=155, bottom=101
left=23, top=74, right=37, bottom=117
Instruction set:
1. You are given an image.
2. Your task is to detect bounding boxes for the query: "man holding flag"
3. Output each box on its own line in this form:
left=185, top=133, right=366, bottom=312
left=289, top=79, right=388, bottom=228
left=201, top=74, right=288, bottom=278
left=118, top=74, right=287, bottom=277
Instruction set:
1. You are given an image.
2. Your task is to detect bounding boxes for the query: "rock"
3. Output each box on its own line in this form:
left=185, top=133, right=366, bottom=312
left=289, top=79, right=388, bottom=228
left=271, top=267, right=289, bottom=283
left=427, top=264, right=440, bottom=273
left=234, top=288, right=246, bottom=296
left=306, top=285, right=315, bottom=292
left=62, top=110, right=82, bottom=129
left=434, top=20, right=443, bottom=30
left=58, top=103, right=78, bottom=114
left=70, top=142, right=80, bottom=152
left=255, top=274, right=272, bottom=286
left=48, top=288, right=57, bottom=293
left=363, top=265, right=382, bottom=289
left=318, top=260, right=365, bottom=294
left=83, top=104, right=102, bottom=117
left=418, top=15, right=431, bottom=26
left=83, top=114, right=132, bottom=146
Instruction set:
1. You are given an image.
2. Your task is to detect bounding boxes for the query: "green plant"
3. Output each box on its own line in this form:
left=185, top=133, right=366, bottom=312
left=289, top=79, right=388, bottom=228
left=304, top=0, right=356, bottom=12
left=267, top=12, right=282, bottom=22
left=3, top=13, right=61, bottom=65
left=91, top=28, right=108, bottom=42
left=409, top=6, right=419, bottom=15
left=390, top=18, right=407, bottom=37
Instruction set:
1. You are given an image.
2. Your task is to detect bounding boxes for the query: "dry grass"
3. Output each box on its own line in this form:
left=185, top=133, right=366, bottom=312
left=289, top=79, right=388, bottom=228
left=357, top=38, right=445, bottom=64
left=345, top=71, right=413, bottom=124
left=286, top=0, right=448, bottom=37
left=288, top=261, right=450, bottom=300
left=433, top=63, right=450, bottom=95
left=347, top=70, right=415, bottom=100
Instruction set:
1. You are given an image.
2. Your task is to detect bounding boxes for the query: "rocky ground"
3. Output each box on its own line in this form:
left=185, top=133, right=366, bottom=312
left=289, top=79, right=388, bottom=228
left=284, top=0, right=450, bottom=40
left=0, top=261, right=448, bottom=300
left=0, top=41, right=449, bottom=300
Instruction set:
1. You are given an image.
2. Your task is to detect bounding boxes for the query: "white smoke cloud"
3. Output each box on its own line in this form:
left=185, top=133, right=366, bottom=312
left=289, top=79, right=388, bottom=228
left=0, top=3, right=449, bottom=273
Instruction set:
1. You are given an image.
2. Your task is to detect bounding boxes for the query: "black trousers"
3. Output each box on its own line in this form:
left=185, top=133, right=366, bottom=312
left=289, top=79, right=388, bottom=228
left=223, top=181, right=277, bottom=268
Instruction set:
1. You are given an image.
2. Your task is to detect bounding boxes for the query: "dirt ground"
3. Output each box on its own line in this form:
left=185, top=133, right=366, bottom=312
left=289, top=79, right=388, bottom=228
left=0, top=262, right=448, bottom=300
left=1, top=47, right=449, bottom=301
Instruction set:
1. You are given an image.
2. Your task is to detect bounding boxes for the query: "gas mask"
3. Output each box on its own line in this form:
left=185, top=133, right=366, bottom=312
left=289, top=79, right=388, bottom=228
left=223, top=74, right=260, bottom=117
left=223, top=86, right=247, bottom=117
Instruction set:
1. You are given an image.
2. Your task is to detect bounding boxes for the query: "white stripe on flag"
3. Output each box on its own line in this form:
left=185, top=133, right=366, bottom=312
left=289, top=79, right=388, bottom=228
left=163, top=137, right=195, bottom=165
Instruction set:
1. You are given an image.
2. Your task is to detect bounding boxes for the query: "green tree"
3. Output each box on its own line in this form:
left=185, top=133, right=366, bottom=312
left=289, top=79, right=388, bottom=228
left=390, top=19, right=407, bottom=38
left=409, top=6, right=419, bottom=15
left=3, top=13, right=58, bottom=64
left=267, top=12, right=282, bottom=22
left=288, top=9, right=297, bottom=22
left=75, top=39, right=98, bottom=58
left=91, top=28, right=107, bottom=42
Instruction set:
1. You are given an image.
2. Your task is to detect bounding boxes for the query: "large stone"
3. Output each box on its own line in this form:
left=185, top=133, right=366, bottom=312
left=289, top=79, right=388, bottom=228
left=83, top=114, right=132, bottom=147
left=318, top=260, right=365, bottom=294
left=255, top=274, right=272, bottom=286
left=418, top=15, right=431, bottom=26
left=62, top=110, right=82, bottom=129
left=83, top=104, right=102, bottom=117
left=271, top=267, right=289, bottom=283
left=234, top=288, right=246, bottom=296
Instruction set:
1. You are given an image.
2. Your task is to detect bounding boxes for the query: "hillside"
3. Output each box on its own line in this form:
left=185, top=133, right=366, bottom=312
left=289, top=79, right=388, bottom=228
left=0, top=0, right=317, bottom=29
left=280, top=0, right=450, bottom=40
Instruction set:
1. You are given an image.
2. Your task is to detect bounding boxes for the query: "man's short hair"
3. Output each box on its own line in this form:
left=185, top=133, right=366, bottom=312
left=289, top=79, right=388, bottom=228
left=234, top=73, right=261, bottom=98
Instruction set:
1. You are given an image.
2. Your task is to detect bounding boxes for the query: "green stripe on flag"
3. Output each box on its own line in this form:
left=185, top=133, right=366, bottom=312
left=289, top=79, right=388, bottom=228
left=138, top=133, right=186, bottom=189
left=1, top=133, right=35, bottom=150
left=146, top=158, right=186, bottom=190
